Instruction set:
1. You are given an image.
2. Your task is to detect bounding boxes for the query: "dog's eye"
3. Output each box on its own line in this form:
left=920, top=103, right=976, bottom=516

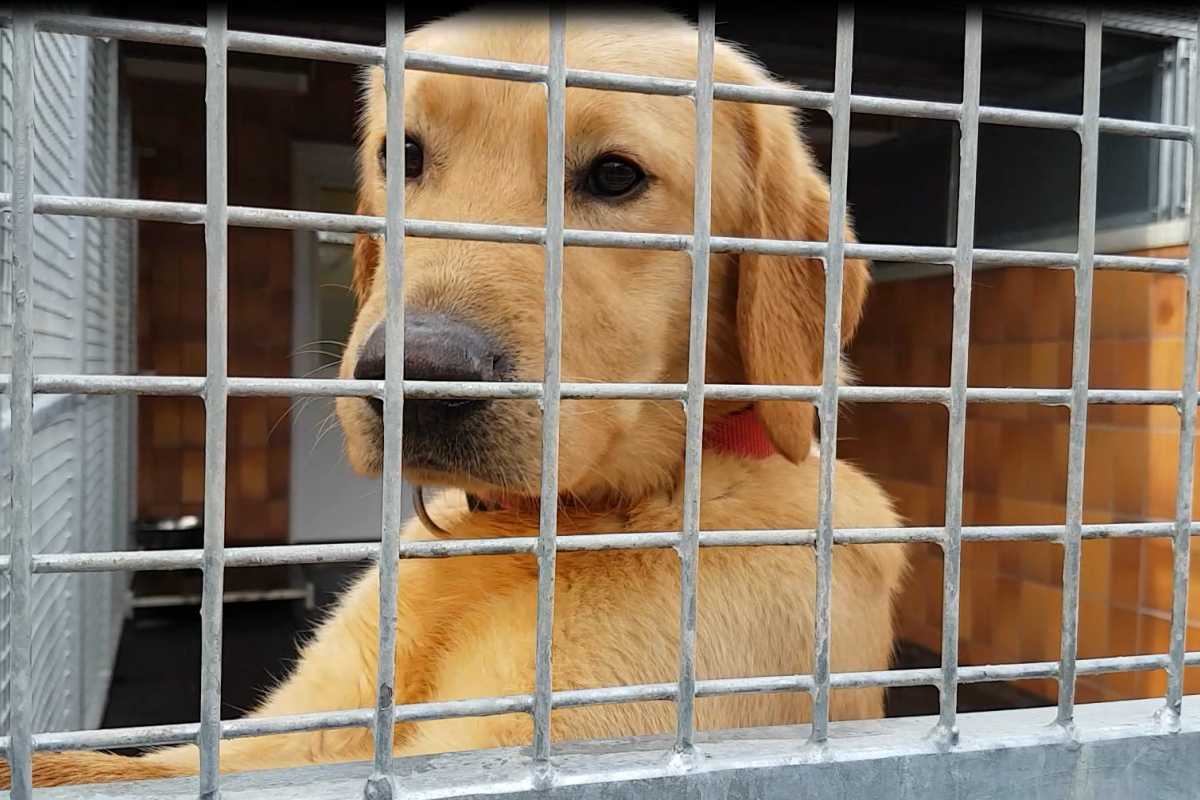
left=582, top=156, right=646, bottom=200
left=378, top=136, right=425, bottom=180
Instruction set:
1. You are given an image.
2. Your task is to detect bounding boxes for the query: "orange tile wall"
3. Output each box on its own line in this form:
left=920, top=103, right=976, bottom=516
left=841, top=246, right=1200, bottom=703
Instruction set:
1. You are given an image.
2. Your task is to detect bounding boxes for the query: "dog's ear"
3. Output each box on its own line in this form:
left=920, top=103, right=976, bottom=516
left=734, top=94, right=871, bottom=464
left=351, top=198, right=380, bottom=310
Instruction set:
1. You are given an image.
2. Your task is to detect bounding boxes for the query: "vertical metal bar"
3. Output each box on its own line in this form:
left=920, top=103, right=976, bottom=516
left=1163, top=8, right=1200, bottom=725
left=1056, top=8, right=1103, bottom=730
left=810, top=5, right=854, bottom=745
left=7, top=11, right=35, bottom=800
left=198, top=8, right=229, bottom=799
left=672, top=2, right=716, bottom=761
left=934, top=6, right=983, bottom=750
left=530, top=8, right=567, bottom=789
left=365, top=8, right=406, bottom=800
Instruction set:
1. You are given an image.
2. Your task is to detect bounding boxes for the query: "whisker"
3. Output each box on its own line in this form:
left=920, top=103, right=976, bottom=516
left=292, top=351, right=347, bottom=366
left=289, top=339, right=349, bottom=359
left=268, top=397, right=314, bottom=440
left=311, top=409, right=345, bottom=459
left=299, top=363, right=342, bottom=380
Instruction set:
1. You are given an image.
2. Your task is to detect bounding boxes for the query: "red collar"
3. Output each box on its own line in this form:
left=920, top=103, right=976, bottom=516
left=701, top=407, right=779, bottom=460
left=470, top=408, right=776, bottom=513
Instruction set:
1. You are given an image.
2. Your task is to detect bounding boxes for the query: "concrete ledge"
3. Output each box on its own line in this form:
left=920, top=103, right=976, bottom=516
left=10, top=696, right=1198, bottom=800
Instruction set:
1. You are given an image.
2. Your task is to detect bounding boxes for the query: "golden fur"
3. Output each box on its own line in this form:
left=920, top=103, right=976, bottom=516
left=3, top=9, right=908, bottom=788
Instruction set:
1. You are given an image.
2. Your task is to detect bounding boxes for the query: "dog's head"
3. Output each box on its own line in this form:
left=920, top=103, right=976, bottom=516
left=336, top=9, right=871, bottom=505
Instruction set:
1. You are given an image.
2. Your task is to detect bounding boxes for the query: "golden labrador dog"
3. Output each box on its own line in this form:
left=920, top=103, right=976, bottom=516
left=3, top=8, right=907, bottom=789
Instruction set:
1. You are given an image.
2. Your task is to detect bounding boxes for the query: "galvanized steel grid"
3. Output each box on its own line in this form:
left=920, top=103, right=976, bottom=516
left=1, top=4, right=1200, bottom=799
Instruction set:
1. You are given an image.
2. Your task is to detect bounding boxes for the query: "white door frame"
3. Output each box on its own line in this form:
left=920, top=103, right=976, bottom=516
left=289, top=141, right=412, bottom=543
left=291, top=141, right=358, bottom=381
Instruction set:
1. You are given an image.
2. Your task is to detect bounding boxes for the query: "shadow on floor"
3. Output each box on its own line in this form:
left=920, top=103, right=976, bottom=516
left=101, top=561, right=1051, bottom=753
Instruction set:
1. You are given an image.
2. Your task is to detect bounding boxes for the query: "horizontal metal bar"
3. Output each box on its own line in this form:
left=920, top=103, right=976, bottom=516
left=0, top=12, right=1191, bottom=142
left=3, top=375, right=1197, bottom=408
left=0, top=192, right=1189, bottom=274
left=5, top=656, right=1196, bottom=758
left=30, top=543, right=380, bottom=572
left=2, top=520, right=1192, bottom=576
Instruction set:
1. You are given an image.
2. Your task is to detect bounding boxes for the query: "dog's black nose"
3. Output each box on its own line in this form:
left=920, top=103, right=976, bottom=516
left=354, top=312, right=505, bottom=426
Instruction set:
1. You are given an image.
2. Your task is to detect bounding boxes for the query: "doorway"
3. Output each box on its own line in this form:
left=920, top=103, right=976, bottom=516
left=289, top=142, right=414, bottom=543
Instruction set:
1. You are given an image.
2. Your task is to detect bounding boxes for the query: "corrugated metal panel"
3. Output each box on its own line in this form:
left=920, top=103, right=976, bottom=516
left=110, top=89, right=136, bottom=657
left=79, top=36, right=123, bottom=730
left=29, top=411, right=78, bottom=731
left=31, top=30, right=83, bottom=377
left=0, top=26, right=135, bottom=736
left=32, top=25, right=86, bottom=735
left=0, top=22, right=16, bottom=745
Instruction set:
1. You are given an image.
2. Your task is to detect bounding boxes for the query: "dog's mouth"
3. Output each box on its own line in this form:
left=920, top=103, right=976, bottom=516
left=355, top=393, right=541, bottom=500
left=365, top=395, right=477, bottom=421
left=402, top=433, right=549, bottom=538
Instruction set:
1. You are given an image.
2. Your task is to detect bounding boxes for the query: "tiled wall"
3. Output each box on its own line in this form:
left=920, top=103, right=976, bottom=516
left=130, top=58, right=360, bottom=544
left=841, top=246, right=1200, bottom=703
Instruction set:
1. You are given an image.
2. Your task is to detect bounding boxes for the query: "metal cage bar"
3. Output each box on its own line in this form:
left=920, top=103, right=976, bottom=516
left=936, top=5, right=983, bottom=747
left=13, top=376, right=1200, bottom=406
left=0, top=519, right=1195, bottom=579
left=1166, top=13, right=1200, bottom=723
left=672, top=3, right=716, bottom=761
left=810, top=5, right=854, bottom=745
left=198, top=8, right=230, bottom=797
left=0, top=5, right=1199, bottom=799
left=2, top=193, right=1194, bottom=275
left=530, top=9, right=567, bottom=787
left=365, top=8, right=407, bottom=800
left=1056, top=8, right=1103, bottom=728
left=7, top=11, right=35, bottom=800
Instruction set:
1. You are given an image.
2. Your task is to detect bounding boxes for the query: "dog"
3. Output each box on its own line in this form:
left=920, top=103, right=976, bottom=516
left=2, top=8, right=908, bottom=789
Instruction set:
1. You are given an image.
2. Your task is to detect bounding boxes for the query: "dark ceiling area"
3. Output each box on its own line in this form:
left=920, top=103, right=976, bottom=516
left=96, top=2, right=1179, bottom=160
left=94, top=3, right=1176, bottom=98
